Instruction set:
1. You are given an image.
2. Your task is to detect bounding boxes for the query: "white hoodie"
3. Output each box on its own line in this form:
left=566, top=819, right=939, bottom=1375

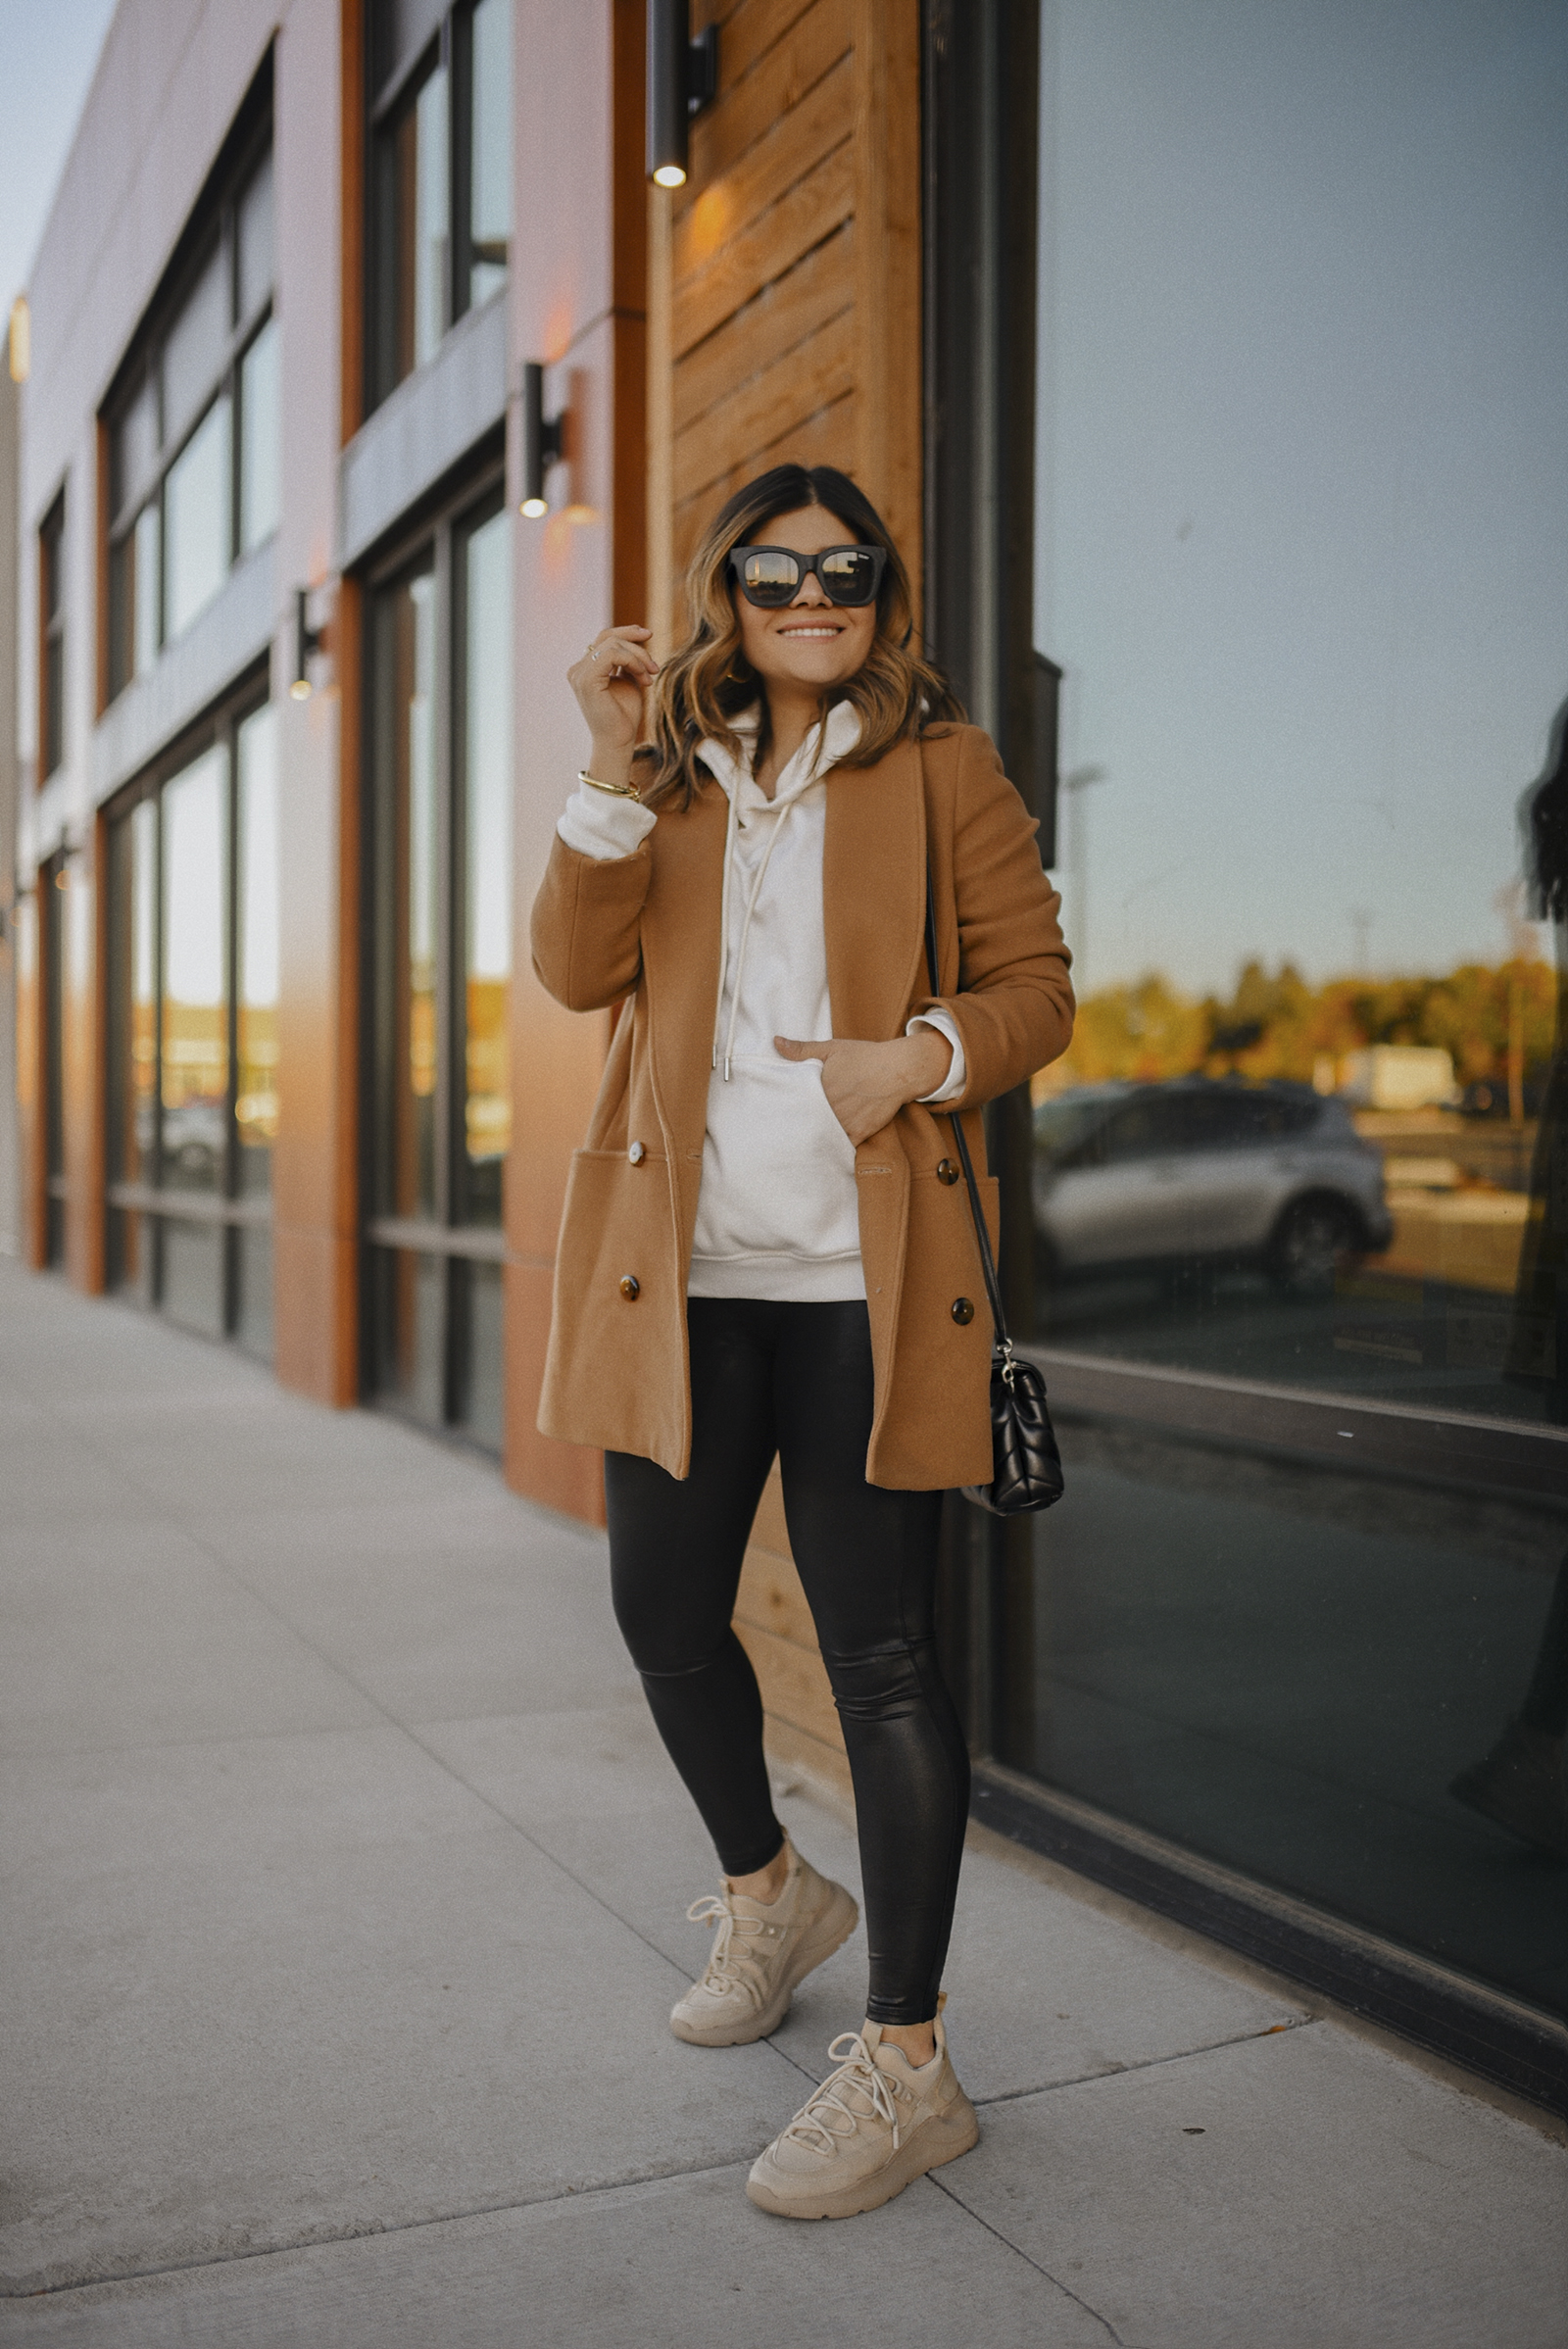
left=558, top=704, right=964, bottom=1301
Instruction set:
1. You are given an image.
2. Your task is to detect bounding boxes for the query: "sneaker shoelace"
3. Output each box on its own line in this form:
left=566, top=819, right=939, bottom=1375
left=781, top=2031, right=908, bottom=2156
left=686, top=1893, right=777, bottom=2002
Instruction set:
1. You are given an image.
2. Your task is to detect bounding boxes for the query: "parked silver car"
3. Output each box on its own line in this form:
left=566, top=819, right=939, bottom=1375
left=1033, top=1079, right=1394, bottom=1296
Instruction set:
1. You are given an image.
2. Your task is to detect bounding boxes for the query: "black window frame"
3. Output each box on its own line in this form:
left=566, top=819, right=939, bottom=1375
left=358, top=445, right=511, bottom=1444
left=364, top=0, right=511, bottom=418
left=103, top=663, right=275, bottom=1354
left=102, top=59, right=276, bottom=708
left=38, top=489, right=66, bottom=780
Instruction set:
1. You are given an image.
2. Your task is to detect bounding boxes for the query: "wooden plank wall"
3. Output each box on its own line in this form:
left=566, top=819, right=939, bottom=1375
left=652, top=0, right=924, bottom=1796
left=664, top=0, right=921, bottom=619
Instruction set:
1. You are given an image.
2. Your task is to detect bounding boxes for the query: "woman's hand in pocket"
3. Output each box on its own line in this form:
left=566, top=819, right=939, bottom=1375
left=773, top=1031, right=954, bottom=1146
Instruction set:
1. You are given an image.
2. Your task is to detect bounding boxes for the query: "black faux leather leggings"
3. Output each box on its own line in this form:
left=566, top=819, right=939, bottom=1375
left=605, top=1297, right=970, bottom=2028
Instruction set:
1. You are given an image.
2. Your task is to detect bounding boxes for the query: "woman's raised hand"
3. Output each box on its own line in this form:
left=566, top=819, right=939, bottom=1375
left=569, top=625, right=659, bottom=788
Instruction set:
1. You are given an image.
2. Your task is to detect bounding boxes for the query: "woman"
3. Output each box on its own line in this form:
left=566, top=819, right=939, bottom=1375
left=531, top=464, right=1073, bottom=2219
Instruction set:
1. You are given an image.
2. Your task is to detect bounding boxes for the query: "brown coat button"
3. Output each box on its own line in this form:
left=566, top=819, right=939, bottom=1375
left=619, top=1275, right=640, bottom=1299
left=937, top=1158, right=959, bottom=1185
left=952, top=1297, right=974, bottom=1325
left=628, top=1141, right=646, bottom=1164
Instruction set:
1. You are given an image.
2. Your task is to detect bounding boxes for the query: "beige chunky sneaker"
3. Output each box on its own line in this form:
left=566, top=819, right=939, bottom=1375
left=746, top=2002, right=978, bottom=2218
left=669, top=1835, right=858, bottom=2047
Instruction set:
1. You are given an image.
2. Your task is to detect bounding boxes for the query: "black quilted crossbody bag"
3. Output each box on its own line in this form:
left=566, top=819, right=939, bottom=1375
left=924, top=879, right=1065, bottom=1514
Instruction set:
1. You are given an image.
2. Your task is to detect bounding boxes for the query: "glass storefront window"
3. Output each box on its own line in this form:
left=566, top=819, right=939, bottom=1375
left=386, top=60, right=450, bottom=387
left=368, top=2, right=513, bottom=412
left=374, top=561, right=440, bottom=1224
left=162, top=242, right=228, bottom=450
left=105, top=695, right=278, bottom=1357
left=164, top=397, right=232, bottom=642
left=461, top=503, right=512, bottom=1226
left=467, top=0, right=511, bottom=309
left=1032, top=2, right=1568, bottom=1433
left=1006, top=0, right=1568, bottom=2032
left=367, top=483, right=510, bottom=1446
left=39, top=492, right=65, bottom=780
left=132, top=504, right=161, bottom=676
left=161, top=747, right=228, bottom=1197
left=104, top=118, right=274, bottom=700
left=237, top=153, right=274, bottom=324
left=236, top=704, right=279, bottom=1198
left=238, top=317, right=281, bottom=554
left=106, top=802, right=159, bottom=1298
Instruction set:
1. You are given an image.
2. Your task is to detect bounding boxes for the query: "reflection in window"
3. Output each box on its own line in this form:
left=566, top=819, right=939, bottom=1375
left=163, top=243, right=228, bottom=449
left=463, top=505, right=512, bottom=1225
left=467, top=0, right=512, bottom=309
left=106, top=802, right=159, bottom=1297
left=1032, top=0, right=1568, bottom=1430
left=368, top=487, right=510, bottom=1448
left=39, top=491, right=65, bottom=779
left=1006, top=0, right=1568, bottom=2041
left=237, top=153, right=275, bottom=322
left=104, top=119, right=274, bottom=701
left=117, top=802, right=158, bottom=1186
left=165, top=397, right=232, bottom=641
left=376, top=563, right=440, bottom=1223
left=368, top=3, right=512, bottom=413
left=106, top=701, right=278, bottom=1356
left=239, top=317, right=281, bottom=554
left=161, top=748, right=228, bottom=1195
left=132, top=505, right=161, bottom=676
left=236, top=704, right=279, bottom=1197
left=389, top=61, right=450, bottom=387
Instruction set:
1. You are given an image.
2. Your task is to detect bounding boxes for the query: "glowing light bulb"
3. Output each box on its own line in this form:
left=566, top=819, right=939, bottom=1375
left=519, top=496, right=549, bottom=518
left=653, top=164, right=686, bottom=189
left=290, top=678, right=312, bottom=701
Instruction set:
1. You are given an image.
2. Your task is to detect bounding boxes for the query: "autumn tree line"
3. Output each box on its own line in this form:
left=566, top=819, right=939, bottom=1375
left=1055, top=956, right=1562, bottom=1095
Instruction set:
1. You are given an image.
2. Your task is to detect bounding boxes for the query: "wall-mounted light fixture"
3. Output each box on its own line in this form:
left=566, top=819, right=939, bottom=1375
left=647, top=2, right=719, bottom=188
left=291, top=586, right=325, bottom=701
left=519, top=363, right=566, bottom=517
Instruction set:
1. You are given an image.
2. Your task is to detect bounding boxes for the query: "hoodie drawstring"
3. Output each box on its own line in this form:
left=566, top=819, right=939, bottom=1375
left=718, top=797, right=795, bottom=1081
left=707, top=708, right=854, bottom=1082
left=710, top=779, right=742, bottom=1074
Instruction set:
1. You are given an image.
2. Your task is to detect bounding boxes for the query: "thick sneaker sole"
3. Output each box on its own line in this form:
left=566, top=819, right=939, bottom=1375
left=746, top=2092, right=980, bottom=2219
left=670, top=1881, right=860, bottom=2048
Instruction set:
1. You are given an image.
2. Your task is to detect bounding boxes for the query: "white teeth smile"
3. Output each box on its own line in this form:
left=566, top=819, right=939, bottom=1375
left=780, top=626, right=839, bottom=637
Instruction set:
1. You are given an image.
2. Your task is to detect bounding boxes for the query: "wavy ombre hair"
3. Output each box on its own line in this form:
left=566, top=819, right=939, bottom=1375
left=634, top=465, right=964, bottom=808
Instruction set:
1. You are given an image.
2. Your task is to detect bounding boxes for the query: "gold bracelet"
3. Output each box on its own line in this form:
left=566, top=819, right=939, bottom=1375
left=578, top=767, right=642, bottom=801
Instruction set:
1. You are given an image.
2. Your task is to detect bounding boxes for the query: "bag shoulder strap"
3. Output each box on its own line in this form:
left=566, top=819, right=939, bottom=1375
left=924, top=876, right=1012, bottom=1356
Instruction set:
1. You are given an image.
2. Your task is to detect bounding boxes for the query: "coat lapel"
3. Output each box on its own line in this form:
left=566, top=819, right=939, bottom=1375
left=823, top=738, right=927, bottom=1042
left=641, top=780, right=727, bottom=1150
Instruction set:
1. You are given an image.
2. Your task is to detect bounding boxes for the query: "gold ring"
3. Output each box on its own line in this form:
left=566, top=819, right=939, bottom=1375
left=588, top=642, right=600, bottom=661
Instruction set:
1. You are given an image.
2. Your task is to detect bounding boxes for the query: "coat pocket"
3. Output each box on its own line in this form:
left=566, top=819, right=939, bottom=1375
left=539, top=1147, right=687, bottom=1469
left=692, top=1054, right=860, bottom=1262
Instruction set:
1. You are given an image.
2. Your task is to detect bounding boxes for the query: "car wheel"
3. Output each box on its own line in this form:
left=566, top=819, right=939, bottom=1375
left=1268, top=1197, right=1358, bottom=1298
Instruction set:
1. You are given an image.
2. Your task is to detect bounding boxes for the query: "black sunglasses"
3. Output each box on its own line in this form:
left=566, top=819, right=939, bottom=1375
left=727, top=543, right=888, bottom=609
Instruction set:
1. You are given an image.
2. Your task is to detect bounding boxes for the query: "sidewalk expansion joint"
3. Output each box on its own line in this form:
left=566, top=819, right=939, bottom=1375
left=76, top=1422, right=743, bottom=2012
left=925, top=2171, right=1137, bottom=2348
left=967, top=2011, right=1320, bottom=2110
left=2, top=2157, right=770, bottom=2304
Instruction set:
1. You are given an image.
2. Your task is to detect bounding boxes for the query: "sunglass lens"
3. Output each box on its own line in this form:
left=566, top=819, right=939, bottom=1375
left=740, top=550, right=800, bottom=604
left=818, top=550, right=879, bottom=604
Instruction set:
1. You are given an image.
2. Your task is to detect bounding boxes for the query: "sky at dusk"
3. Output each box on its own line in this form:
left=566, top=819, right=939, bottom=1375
left=0, top=0, right=117, bottom=316
left=1035, top=0, right=1568, bottom=1000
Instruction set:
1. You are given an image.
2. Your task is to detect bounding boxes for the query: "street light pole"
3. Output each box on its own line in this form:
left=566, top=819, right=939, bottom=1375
left=1060, top=763, right=1107, bottom=988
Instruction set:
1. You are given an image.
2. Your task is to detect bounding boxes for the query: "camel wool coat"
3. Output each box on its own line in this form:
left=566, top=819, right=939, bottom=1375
left=529, top=721, right=1074, bottom=1490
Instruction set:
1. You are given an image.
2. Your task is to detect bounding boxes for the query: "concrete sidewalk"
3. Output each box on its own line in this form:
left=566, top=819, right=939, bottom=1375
left=1, top=1256, right=1563, bottom=2348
